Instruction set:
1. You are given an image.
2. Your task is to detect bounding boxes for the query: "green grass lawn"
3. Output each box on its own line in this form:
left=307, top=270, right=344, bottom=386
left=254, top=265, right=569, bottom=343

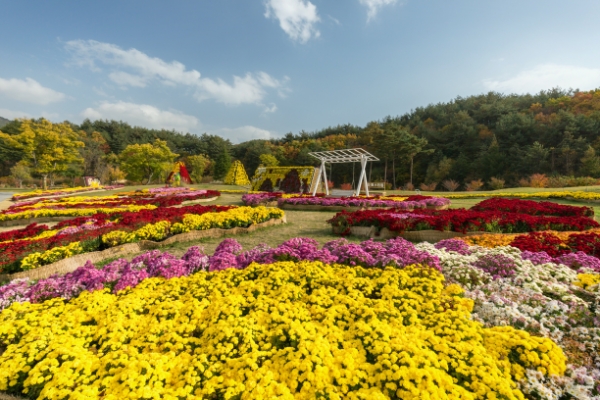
left=385, top=185, right=600, bottom=196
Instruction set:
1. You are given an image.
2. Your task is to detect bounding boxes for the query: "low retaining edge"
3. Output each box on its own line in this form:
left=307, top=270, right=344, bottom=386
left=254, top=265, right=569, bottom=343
left=0, top=216, right=286, bottom=282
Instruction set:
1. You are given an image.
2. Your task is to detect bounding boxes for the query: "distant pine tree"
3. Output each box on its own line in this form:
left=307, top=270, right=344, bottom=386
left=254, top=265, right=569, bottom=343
left=214, top=147, right=232, bottom=180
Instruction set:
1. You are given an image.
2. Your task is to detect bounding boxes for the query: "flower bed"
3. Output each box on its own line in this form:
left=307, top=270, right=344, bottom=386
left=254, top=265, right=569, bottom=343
left=328, top=198, right=599, bottom=237
left=242, top=192, right=450, bottom=210
left=279, top=194, right=449, bottom=209
left=241, top=192, right=322, bottom=206
left=0, top=205, right=283, bottom=273
left=0, top=247, right=209, bottom=309
left=1, top=189, right=220, bottom=222
left=2, top=236, right=600, bottom=398
left=0, top=262, right=566, bottom=399
left=461, top=229, right=600, bottom=259
left=10, top=185, right=123, bottom=201
left=471, top=197, right=594, bottom=217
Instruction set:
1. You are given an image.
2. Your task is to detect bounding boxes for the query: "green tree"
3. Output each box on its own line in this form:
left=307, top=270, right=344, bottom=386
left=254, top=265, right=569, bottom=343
left=361, top=121, right=385, bottom=182
left=523, top=141, right=550, bottom=174
left=80, top=131, right=110, bottom=179
left=119, top=139, right=179, bottom=184
left=478, top=135, right=507, bottom=181
left=213, top=147, right=232, bottom=180
left=394, top=128, right=432, bottom=185
left=232, top=140, right=274, bottom=174
left=63, top=164, right=84, bottom=186
left=559, top=131, right=588, bottom=175
left=369, top=122, right=394, bottom=186
left=579, top=146, right=600, bottom=177
left=187, top=154, right=210, bottom=183
left=10, top=161, right=31, bottom=188
left=101, top=165, right=126, bottom=184
left=0, top=126, right=24, bottom=177
left=259, top=153, right=279, bottom=167
left=426, top=157, right=453, bottom=183
left=0, top=119, right=85, bottom=189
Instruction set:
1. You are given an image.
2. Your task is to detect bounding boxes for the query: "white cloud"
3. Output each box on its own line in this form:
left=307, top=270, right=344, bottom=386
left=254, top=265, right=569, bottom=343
left=328, top=15, right=341, bottom=26
left=196, top=73, right=289, bottom=105
left=196, top=74, right=267, bottom=105
left=264, top=0, right=320, bottom=43
left=66, top=40, right=287, bottom=107
left=81, top=101, right=199, bottom=133
left=0, top=77, right=65, bottom=105
left=263, top=103, right=278, bottom=113
left=108, top=71, right=148, bottom=88
left=92, top=86, right=113, bottom=98
left=212, top=125, right=273, bottom=143
left=483, top=64, right=600, bottom=94
left=66, top=40, right=200, bottom=86
left=0, top=108, right=31, bottom=120
left=359, top=0, right=400, bottom=22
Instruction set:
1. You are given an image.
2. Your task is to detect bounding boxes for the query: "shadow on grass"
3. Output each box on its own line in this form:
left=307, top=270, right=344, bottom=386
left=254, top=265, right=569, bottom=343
left=127, top=210, right=362, bottom=258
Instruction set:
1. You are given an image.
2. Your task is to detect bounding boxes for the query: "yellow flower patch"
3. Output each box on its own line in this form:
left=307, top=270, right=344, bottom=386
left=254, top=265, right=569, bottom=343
left=171, top=206, right=284, bottom=234
left=12, top=186, right=103, bottom=200
left=0, top=204, right=157, bottom=222
left=20, top=242, right=84, bottom=270
left=459, top=233, right=517, bottom=248
left=13, top=195, right=122, bottom=210
left=101, top=220, right=172, bottom=246
left=101, top=206, right=284, bottom=247
left=573, top=273, right=600, bottom=291
left=0, top=262, right=565, bottom=399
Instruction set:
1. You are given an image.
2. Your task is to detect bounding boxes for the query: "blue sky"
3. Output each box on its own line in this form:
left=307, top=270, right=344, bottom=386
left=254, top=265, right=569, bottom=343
left=1, top=0, right=600, bottom=143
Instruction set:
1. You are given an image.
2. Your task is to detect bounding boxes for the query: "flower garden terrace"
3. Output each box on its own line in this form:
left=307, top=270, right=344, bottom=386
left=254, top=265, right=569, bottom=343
left=242, top=192, right=451, bottom=210
left=1, top=187, right=221, bottom=223
left=0, top=187, right=289, bottom=275
left=0, top=236, right=599, bottom=399
left=327, top=198, right=599, bottom=238
left=0, top=187, right=600, bottom=399
left=9, top=185, right=122, bottom=201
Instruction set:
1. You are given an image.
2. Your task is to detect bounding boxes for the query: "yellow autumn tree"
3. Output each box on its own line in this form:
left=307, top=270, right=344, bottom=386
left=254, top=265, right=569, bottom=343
left=119, top=139, right=178, bottom=185
left=0, top=119, right=85, bottom=189
left=224, top=160, right=250, bottom=186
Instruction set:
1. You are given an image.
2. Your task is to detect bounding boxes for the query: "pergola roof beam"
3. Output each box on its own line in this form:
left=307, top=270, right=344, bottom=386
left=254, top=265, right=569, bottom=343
left=308, top=148, right=379, bottom=163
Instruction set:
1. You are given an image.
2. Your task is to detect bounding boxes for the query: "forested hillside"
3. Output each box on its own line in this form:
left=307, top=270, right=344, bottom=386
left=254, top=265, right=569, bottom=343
left=234, top=88, right=600, bottom=189
left=2, top=88, right=600, bottom=189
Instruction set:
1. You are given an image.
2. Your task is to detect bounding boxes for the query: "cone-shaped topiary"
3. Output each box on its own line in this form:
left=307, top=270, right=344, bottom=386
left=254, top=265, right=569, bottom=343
left=224, top=160, right=251, bottom=186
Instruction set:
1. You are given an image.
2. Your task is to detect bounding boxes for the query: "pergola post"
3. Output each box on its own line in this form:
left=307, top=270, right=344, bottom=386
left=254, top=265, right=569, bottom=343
left=312, top=160, right=330, bottom=196
left=321, top=160, right=329, bottom=195
left=355, top=155, right=367, bottom=197
left=312, top=163, right=321, bottom=196
left=359, top=155, right=370, bottom=196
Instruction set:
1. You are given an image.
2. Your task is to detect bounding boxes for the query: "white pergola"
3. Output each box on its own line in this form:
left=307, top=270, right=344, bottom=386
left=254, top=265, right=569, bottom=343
left=308, top=148, right=379, bottom=197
